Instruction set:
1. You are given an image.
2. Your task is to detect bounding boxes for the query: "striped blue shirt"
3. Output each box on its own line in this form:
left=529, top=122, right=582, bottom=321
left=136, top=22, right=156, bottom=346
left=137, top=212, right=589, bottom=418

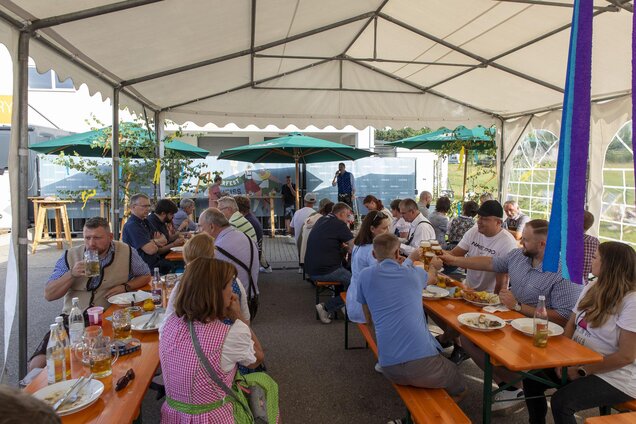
left=492, top=248, right=582, bottom=318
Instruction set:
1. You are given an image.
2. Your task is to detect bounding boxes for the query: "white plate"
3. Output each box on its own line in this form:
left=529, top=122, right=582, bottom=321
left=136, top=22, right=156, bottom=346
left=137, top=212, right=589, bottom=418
left=33, top=378, right=104, bottom=416
left=457, top=312, right=506, bottom=332
left=462, top=292, right=501, bottom=307
left=107, top=291, right=152, bottom=306
left=422, top=285, right=449, bottom=299
left=170, top=246, right=184, bottom=252
left=131, top=313, right=166, bottom=332
left=510, top=318, right=564, bottom=337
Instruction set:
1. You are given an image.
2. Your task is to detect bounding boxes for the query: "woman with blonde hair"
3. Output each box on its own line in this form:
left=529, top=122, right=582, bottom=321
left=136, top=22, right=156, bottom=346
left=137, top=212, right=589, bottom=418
left=160, top=258, right=264, bottom=423
left=523, top=241, right=636, bottom=424
left=162, top=233, right=249, bottom=332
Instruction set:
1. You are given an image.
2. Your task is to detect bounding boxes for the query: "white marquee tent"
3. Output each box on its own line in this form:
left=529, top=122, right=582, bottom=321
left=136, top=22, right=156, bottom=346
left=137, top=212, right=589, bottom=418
left=0, top=0, right=633, bottom=376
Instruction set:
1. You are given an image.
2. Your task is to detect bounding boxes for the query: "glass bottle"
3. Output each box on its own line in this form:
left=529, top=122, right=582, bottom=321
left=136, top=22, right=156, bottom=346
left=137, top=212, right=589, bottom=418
left=151, top=267, right=162, bottom=306
left=54, top=316, right=71, bottom=379
left=68, top=297, right=85, bottom=346
left=46, top=323, right=66, bottom=384
left=533, top=295, right=549, bottom=348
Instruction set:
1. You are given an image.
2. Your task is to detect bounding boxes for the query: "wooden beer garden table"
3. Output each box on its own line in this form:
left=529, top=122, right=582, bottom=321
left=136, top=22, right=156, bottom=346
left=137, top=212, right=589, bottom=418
left=24, top=301, right=160, bottom=423
left=165, top=250, right=183, bottom=262
left=585, top=412, right=636, bottom=423
left=424, top=274, right=603, bottom=424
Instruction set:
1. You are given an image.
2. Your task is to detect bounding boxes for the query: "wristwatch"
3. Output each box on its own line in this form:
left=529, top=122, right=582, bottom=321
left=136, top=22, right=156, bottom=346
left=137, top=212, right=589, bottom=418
left=513, top=302, right=522, bottom=312
left=124, top=282, right=131, bottom=292
left=577, top=367, right=588, bottom=377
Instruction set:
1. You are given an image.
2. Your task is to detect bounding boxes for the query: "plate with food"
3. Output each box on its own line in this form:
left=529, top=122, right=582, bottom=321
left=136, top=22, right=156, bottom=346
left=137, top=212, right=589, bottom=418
left=108, top=291, right=152, bottom=306
left=131, top=312, right=166, bottom=332
left=34, top=378, right=104, bottom=416
left=444, top=287, right=464, bottom=300
left=462, top=290, right=501, bottom=306
left=422, top=285, right=449, bottom=300
left=457, top=312, right=506, bottom=332
left=510, top=318, right=564, bottom=337
left=435, top=275, right=455, bottom=288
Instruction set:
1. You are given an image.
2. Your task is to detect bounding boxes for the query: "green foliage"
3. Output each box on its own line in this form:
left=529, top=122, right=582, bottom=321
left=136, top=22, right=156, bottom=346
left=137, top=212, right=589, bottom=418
left=375, top=127, right=431, bottom=142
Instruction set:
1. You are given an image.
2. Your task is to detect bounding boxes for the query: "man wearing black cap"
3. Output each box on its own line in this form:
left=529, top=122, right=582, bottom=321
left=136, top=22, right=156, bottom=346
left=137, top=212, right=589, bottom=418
left=447, top=200, right=517, bottom=294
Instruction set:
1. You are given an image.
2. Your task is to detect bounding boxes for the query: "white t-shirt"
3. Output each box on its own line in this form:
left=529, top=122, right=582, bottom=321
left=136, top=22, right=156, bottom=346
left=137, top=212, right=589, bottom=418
left=290, top=206, right=316, bottom=241
left=221, top=319, right=257, bottom=373
left=391, top=216, right=410, bottom=236
left=457, top=226, right=517, bottom=292
left=400, top=213, right=436, bottom=255
left=573, top=283, right=636, bottom=398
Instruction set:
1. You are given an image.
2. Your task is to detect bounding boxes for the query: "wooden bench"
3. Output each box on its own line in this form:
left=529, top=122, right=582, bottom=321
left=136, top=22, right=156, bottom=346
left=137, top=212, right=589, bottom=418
left=356, top=322, right=471, bottom=424
left=314, top=281, right=342, bottom=320
left=615, top=400, right=636, bottom=412
left=585, top=411, right=636, bottom=423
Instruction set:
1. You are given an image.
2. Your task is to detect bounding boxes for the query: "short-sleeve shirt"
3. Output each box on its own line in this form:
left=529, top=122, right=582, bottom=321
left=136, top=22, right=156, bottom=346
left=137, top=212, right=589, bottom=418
left=215, top=227, right=259, bottom=296
left=428, top=212, right=449, bottom=248
left=229, top=211, right=257, bottom=242
left=305, top=214, right=353, bottom=276
left=173, top=208, right=196, bottom=232
left=458, top=226, right=518, bottom=292
left=357, top=258, right=441, bottom=367
left=245, top=213, right=264, bottom=243
left=290, top=207, right=316, bottom=241
left=122, top=214, right=161, bottom=269
left=572, top=284, right=636, bottom=397
left=503, top=213, right=530, bottom=234
left=583, top=234, right=600, bottom=283
left=281, top=184, right=296, bottom=207
left=400, top=213, right=436, bottom=255
left=346, top=244, right=376, bottom=323
left=447, top=215, right=475, bottom=244
left=492, top=248, right=582, bottom=318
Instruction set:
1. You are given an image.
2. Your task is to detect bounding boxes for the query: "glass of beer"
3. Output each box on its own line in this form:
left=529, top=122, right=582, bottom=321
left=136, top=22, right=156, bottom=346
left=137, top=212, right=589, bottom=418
left=84, top=249, right=100, bottom=277
left=423, top=251, right=436, bottom=270
left=112, top=309, right=132, bottom=341
left=419, top=241, right=432, bottom=258
left=429, top=239, right=440, bottom=246
left=432, top=245, right=443, bottom=256
left=87, top=336, right=118, bottom=378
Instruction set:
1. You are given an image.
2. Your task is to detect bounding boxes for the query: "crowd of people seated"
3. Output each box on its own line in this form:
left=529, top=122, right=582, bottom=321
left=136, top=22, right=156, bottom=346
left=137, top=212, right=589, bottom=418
left=26, top=187, right=633, bottom=424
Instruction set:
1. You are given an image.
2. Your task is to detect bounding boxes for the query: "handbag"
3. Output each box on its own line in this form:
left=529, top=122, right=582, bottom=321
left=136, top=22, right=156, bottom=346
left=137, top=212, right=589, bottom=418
left=216, top=232, right=259, bottom=319
left=188, top=321, right=278, bottom=423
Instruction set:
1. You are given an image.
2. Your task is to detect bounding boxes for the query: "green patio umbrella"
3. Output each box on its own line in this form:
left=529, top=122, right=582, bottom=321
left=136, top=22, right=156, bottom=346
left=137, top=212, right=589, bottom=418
left=29, top=123, right=210, bottom=159
left=218, top=132, right=375, bottom=209
left=388, top=125, right=496, bottom=200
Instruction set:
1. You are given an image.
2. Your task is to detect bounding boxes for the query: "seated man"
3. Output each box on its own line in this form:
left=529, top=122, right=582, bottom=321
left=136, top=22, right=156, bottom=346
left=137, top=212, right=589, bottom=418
left=198, top=208, right=259, bottom=307
left=146, top=198, right=186, bottom=255
left=399, top=198, right=435, bottom=255
left=389, top=198, right=409, bottom=238
left=357, top=233, right=465, bottom=400
left=30, top=217, right=150, bottom=370
left=582, top=210, right=600, bottom=283
left=305, top=202, right=354, bottom=324
left=173, top=198, right=197, bottom=232
left=234, top=195, right=272, bottom=273
left=502, top=200, right=530, bottom=241
left=441, top=219, right=582, bottom=410
left=122, top=193, right=175, bottom=274
left=217, top=196, right=257, bottom=242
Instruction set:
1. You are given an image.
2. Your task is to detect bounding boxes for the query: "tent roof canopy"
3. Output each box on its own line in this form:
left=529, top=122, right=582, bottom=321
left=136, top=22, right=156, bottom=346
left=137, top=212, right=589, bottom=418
left=0, top=0, right=632, bottom=129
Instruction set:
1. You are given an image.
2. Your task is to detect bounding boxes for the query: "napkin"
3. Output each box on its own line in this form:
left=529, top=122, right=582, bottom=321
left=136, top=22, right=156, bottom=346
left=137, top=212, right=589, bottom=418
left=482, top=305, right=510, bottom=313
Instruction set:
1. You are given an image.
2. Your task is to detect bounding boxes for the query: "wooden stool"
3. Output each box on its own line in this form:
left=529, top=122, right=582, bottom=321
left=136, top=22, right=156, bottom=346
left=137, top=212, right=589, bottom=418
left=315, top=281, right=342, bottom=320
left=32, top=199, right=73, bottom=254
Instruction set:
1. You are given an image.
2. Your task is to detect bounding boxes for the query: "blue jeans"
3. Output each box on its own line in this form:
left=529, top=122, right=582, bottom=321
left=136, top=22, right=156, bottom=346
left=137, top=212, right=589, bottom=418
left=311, top=267, right=351, bottom=313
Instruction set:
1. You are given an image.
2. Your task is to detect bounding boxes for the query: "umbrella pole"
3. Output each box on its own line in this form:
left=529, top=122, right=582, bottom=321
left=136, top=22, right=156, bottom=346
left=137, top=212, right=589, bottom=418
left=295, top=158, right=300, bottom=211
left=462, top=148, right=469, bottom=201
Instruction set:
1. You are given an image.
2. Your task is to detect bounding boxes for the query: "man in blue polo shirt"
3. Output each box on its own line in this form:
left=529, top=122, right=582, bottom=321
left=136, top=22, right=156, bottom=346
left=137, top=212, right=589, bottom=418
left=357, top=233, right=466, bottom=399
left=331, top=162, right=355, bottom=207
left=122, top=193, right=175, bottom=274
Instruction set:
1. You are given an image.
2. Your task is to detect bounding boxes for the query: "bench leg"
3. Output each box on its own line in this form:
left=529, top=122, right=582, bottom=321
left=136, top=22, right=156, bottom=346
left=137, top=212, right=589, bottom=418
left=315, top=285, right=319, bottom=320
left=599, top=405, right=611, bottom=416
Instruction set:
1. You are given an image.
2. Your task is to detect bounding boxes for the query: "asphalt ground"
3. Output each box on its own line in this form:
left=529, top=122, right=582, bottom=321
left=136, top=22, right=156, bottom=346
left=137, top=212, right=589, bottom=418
left=0, top=234, right=605, bottom=423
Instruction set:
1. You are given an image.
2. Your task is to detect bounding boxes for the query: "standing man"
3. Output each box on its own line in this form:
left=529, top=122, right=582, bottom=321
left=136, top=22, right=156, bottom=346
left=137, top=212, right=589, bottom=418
left=281, top=175, right=297, bottom=235
left=208, top=175, right=223, bottom=208
left=418, top=191, right=432, bottom=218
left=332, top=162, right=355, bottom=208
left=502, top=200, right=530, bottom=241
left=122, top=193, right=174, bottom=274
left=398, top=198, right=436, bottom=255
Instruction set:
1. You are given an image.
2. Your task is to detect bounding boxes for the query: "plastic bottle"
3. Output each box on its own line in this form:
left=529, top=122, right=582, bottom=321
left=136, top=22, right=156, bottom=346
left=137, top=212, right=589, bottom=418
left=55, top=316, right=72, bottom=379
left=68, top=297, right=85, bottom=346
left=151, top=267, right=162, bottom=306
left=533, top=295, right=549, bottom=348
left=46, top=323, right=66, bottom=384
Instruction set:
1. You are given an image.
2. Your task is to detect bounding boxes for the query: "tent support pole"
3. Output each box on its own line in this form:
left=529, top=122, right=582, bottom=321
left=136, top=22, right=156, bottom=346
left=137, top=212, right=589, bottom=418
left=112, top=88, right=121, bottom=239
left=462, top=148, right=469, bottom=201
left=17, top=30, right=30, bottom=380
left=295, top=157, right=300, bottom=211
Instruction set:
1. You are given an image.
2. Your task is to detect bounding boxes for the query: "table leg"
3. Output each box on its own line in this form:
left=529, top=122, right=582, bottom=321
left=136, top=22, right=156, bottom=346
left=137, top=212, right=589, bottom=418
left=100, top=200, right=105, bottom=219
left=60, top=205, right=73, bottom=248
left=32, top=205, right=47, bottom=254
left=483, top=353, right=493, bottom=424
left=269, top=197, right=275, bottom=238
left=54, top=208, right=63, bottom=249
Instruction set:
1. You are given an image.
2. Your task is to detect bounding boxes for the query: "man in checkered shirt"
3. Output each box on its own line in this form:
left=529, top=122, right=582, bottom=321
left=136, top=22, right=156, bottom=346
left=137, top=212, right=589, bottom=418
left=582, top=210, right=600, bottom=284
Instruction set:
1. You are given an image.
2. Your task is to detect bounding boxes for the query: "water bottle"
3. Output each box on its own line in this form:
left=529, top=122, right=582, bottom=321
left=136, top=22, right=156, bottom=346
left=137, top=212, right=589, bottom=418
left=46, top=323, right=66, bottom=384
left=55, top=316, right=71, bottom=379
left=151, top=267, right=162, bottom=306
left=68, top=297, right=85, bottom=346
left=533, top=295, right=549, bottom=348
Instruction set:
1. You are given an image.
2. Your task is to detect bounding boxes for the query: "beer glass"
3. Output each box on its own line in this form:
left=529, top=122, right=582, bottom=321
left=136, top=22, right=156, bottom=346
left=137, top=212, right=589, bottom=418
left=419, top=241, right=431, bottom=258
left=84, top=249, right=100, bottom=277
left=112, top=309, right=132, bottom=341
left=432, top=245, right=443, bottom=256
left=87, top=336, right=118, bottom=378
left=423, top=252, right=436, bottom=270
